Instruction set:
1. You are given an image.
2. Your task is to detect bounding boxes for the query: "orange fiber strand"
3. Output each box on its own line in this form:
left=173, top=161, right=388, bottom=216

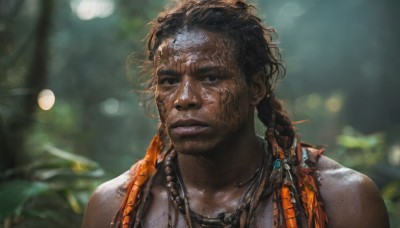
left=278, top=147, right=286, bottom=160
left=281, top=186, right=298, bottom=228
left=296, top=146, right=328, bottom=228
left=300, top=176, right=328, bottom=228
left=117, top=134, right=162, bottom=228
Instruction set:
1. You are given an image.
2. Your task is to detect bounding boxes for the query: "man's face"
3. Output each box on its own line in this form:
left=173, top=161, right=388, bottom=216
left=154, top=28, right=254, bottom=155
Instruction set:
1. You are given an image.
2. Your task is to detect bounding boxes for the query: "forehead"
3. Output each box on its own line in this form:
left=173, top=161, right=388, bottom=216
left=154, top=28, right=237, bottom=66
left=169, top=28, right=214, bottom=50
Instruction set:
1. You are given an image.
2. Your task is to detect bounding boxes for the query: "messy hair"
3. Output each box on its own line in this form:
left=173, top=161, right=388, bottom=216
left=146, top=0, right=294, bottom=151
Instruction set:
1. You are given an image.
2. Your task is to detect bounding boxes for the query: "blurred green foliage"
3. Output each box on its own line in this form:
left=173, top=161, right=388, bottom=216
left=1, top=0, right=399, bottom=227
left=0, top=145, right=103, bottom=227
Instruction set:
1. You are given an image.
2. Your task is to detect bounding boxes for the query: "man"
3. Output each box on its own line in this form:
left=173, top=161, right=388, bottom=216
left=82, top=0, right=389, bottom=227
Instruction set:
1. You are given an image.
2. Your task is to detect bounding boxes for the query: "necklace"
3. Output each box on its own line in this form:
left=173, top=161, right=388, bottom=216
left=164, top=148, right=272, bottom=227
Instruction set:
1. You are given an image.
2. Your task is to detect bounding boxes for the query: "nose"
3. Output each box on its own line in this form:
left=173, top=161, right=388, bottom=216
left=174, top=78, right=201, bottom=111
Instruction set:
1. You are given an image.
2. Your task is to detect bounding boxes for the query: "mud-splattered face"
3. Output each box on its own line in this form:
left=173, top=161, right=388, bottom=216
left=154, top=28, right=254, bottom=155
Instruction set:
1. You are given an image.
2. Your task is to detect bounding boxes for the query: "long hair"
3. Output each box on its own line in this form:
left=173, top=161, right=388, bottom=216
left=113, top=1, right=327, bottom=227
left=146, top=0, right=295, bottom=152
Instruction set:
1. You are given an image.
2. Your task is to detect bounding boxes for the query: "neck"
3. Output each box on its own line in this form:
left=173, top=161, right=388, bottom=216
left=176, top=132, right=265, bottom=191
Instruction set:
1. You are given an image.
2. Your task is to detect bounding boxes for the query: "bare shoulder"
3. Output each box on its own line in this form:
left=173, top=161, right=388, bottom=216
left=316, top=155, right=389, bottom=228
left=81, top=171, right=130, bottom=228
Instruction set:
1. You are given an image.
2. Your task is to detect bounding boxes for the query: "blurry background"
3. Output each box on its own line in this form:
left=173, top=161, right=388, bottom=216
left=0, top=0, right=399, bottom=227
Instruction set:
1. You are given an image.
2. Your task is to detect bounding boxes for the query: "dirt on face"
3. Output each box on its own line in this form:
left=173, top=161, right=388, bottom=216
left=154, top=28, right=252, bottom=156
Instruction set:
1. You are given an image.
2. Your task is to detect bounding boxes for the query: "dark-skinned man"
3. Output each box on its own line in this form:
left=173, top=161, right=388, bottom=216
left=82, top=1, right=390, bottom=227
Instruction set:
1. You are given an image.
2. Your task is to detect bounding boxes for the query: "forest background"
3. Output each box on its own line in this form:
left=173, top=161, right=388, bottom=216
left=1, top=0, right=399, bottom=227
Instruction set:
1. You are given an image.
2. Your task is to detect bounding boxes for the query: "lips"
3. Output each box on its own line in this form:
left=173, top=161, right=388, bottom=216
left=170, top=119, right=209, bottom=137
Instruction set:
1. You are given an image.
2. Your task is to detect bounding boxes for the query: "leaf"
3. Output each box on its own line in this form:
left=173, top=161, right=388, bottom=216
left=21, top=208, right=60, bottom=220
left=33, top=168, right=104, bottom=182
left=43, top=145, right=97, bottom=167
left=0, top=180, right=49, bottom=219
left=65, top=190, right=82, bottom=214
left=336, top=133, right=382, bottom=150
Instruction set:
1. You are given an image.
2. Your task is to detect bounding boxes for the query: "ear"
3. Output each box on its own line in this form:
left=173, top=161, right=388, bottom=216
left=248, top=71, right=268, bottom=106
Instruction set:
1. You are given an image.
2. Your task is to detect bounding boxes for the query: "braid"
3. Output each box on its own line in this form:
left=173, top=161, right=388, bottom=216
left=257, top=94, right=302, bottom=228
left=121, top=1, right=328, bottom=227
left=257, top=95, right=296, bottom=155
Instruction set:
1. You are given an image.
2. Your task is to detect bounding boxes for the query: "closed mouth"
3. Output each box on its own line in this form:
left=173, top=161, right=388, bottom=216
left=170, top=119, right=208, bottom=128
left=170, top=119, right=209, bottom=136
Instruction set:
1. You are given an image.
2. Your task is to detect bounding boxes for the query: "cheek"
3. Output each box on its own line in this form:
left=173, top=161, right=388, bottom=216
left=155, top=92, right=168, bottom=124
left=217, top=83, right=248, bottom=128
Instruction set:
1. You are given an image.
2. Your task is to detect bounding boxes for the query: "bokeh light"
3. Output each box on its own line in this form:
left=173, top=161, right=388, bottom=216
left=70, top=0, right=114, bottom=21
left=325, top=94, right=343, bottom=113
left=100, top=98, right=120, bottom=116
left=37, top=89, right=55, bottom=111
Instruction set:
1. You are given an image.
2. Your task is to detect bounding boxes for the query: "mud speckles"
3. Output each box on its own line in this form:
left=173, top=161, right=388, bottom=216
left=152, top=28, right=253, bottom=155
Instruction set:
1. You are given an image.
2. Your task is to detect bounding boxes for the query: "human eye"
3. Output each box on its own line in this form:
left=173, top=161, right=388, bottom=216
left=201, top=73, right=224, bottom=84
left=157, top=68, right=180, bottom=86
left=159, top=77, right=179, bottom=86
left=197, top=67, right=227, bottom=84
left=204, top=75, right=219, bottom=82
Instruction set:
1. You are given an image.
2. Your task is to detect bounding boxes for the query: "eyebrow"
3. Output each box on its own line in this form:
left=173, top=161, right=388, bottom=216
left=194, top=66, right=226, bottom=75
left=157, top=66, right=227, bottom=76
left=156, top=69, right=179, bottom=76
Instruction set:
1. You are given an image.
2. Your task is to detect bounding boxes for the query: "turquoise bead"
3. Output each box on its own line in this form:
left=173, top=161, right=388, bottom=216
left=273, top=159, right=281, bottom=169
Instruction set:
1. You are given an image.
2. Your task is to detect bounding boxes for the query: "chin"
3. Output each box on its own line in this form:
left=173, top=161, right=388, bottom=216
left=172, top=140, right=217, bottom=157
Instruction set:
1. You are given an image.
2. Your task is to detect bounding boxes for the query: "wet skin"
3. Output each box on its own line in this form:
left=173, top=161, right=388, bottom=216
left=82, top=29, right=390, bottom=228
left=153, top=28, right=268, bottom=219
left=154, top=28, right=255, bottom=156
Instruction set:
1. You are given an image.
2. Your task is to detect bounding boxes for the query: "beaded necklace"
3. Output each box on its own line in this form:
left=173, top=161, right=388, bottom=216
left=112, top=134, right=327, bottom=228
left=164, top=145, right=273, bottom=227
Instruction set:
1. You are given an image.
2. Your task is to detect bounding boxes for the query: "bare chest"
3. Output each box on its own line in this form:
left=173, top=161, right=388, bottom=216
left=139, top=188, right=274, bottom=228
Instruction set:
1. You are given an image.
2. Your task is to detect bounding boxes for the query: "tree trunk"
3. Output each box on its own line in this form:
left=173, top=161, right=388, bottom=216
left=1, top=0, right=53, bottom=175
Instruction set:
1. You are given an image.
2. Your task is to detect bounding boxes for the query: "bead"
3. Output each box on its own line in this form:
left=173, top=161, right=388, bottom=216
left=284, top=163, right=290, bottom=170
left=165, top=160, right=173, bottom=167
left=166, top=182, right=176, bottom=189
left=170, top=188, right=178, bottom=196
left=273, top=159, right=281, bottom=169
left=175, top=196, right=184, bottom=205
left=165, top=166, right=173, bottom=174
left=166, top=175, right=176, bottom=182
left=166, top=155, right=173, bottom=162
